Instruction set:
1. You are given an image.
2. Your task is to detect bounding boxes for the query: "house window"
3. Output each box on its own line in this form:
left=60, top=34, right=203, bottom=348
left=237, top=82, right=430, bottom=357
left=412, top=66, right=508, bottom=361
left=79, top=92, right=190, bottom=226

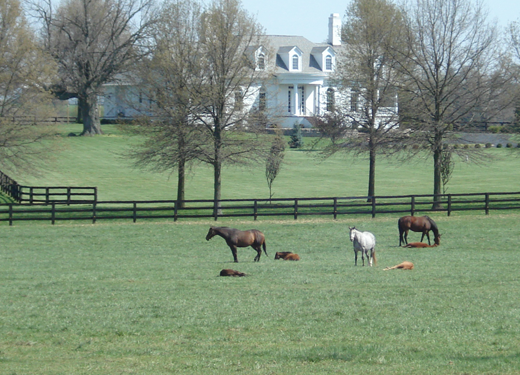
left=325, top=55, right=332, bottom=70
left=292, top=55, right=299, bottom=70
left=259, top=88, right=266, bottom=111
left=350, top=89, right=359, bottom=112
left=258, top=54, right=265, bottom=70
left=234, top=90, right=243, bottom=111
left=299, top=86, right=305, bottom=114
left=288, top=85, right=293, bottom=113
left=326, top=88, right=335, bottom=111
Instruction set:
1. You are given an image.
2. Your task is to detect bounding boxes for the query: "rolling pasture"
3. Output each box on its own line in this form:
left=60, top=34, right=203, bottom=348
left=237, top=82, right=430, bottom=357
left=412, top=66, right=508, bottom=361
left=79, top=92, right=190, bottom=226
left=1, top=214, right=520, bottom=374
left=1, top=124, right=520, bottom=373
left=10, top=124, right=520, bottom=201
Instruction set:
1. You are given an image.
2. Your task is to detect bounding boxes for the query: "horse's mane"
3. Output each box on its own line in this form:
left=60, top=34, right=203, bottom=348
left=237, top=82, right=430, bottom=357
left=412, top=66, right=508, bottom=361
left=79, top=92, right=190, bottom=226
left=425, top=216, right=439, bottom=235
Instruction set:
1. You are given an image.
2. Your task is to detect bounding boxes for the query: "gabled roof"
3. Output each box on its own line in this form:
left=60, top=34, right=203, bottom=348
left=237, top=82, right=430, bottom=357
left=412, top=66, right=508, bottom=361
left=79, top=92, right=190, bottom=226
left=266, top=35, right=341, bottom=74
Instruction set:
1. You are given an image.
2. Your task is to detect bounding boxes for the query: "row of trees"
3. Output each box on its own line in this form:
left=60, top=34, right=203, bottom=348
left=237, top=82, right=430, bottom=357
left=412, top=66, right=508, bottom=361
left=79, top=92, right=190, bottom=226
left=314, top=0, right=520, bottom=207
left=0, top=0, right=519, bottom=206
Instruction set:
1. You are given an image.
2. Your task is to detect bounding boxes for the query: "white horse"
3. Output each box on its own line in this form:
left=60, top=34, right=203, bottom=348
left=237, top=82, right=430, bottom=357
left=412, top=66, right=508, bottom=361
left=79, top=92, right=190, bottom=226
left=349, top=227, right=377, bottom=266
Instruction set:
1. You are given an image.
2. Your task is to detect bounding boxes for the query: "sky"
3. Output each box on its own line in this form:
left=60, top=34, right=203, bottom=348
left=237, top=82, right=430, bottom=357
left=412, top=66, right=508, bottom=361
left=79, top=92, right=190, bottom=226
left=240, top=0, right=520, bottom=43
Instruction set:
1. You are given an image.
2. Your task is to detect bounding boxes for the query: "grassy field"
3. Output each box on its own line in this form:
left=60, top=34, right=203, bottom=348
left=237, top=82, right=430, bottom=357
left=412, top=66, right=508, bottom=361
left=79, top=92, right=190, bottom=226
left=1, top=124, right=520, bottom=373
left=10, top=123, right=520, bottom=201
left=1, top=214, right=519, bottom=374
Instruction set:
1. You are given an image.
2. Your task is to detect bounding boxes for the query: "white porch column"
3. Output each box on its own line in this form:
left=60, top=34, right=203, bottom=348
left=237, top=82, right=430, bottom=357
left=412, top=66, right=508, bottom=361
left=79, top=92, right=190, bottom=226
left=293, top=84, right=299, bottom=115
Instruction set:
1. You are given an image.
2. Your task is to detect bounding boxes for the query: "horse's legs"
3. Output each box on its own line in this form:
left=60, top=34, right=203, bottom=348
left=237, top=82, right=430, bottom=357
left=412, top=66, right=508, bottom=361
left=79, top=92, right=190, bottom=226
left=354, top=250, right=358, bottom=266
left=229, top=245, right=238, bottom=263
left=421, top=231, right=431, bottom=245
left=252, top=245, right=261, bottom=262
left=361, top=251, right=365, bottom=266
left=404, top=230, right=409, bottom=245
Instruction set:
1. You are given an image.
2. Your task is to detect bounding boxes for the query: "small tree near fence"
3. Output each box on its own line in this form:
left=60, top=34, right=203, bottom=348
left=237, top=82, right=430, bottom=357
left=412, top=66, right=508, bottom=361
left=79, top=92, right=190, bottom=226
left=266, top=133, right=285, bottom=201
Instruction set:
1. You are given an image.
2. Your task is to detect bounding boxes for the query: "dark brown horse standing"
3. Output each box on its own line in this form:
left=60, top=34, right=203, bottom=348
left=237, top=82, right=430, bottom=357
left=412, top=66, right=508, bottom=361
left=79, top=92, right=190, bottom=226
left=206, top=226, right=267, bottom=263
left=398, top=216, right=440, bottom=246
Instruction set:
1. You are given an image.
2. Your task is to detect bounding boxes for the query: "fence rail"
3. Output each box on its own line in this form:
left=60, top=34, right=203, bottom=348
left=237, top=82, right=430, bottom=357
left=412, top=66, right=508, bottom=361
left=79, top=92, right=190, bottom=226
left=1, top=192, right=520, bottom=225
left=17, top=186, right=97, bottom=204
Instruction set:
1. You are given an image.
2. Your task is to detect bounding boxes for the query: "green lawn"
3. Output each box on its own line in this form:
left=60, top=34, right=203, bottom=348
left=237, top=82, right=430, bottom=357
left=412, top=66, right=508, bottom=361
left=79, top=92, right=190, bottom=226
left=1, top=214, right=519, bottom=374
left=2, top=125, right=520, bottom=373
left=10, top=124, right=520, bottom=201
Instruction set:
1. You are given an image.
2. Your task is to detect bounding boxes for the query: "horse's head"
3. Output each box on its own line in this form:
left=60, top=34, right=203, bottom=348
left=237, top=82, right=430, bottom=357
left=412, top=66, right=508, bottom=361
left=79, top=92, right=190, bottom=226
left=434, top=233, right=441, bottom=246
left=206, top=227, right=217, bottom=241
left=349, top=227, right=356, bottom=242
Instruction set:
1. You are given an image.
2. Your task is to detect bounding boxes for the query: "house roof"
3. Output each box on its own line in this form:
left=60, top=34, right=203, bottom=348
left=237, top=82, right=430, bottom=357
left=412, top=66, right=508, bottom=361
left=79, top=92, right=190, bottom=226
left=265, top=35, right=341, bottom=74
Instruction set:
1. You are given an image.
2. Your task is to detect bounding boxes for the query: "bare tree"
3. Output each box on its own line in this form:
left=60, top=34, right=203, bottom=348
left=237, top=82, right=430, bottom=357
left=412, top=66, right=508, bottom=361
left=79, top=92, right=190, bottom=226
left=0, top=0, right=59, bottom=175
left=396, top=0, right=500, bottom=207
left=31, top=0, right=156, bottom=135
left=122, top=0, right=205, bottom=207
left=192, top=0, right=270, bottom=213
left=314, top=0, right=407, bottom=199
left=508, top=20, right=520, bottom=130
left=123, top=0, right=270, bottom=209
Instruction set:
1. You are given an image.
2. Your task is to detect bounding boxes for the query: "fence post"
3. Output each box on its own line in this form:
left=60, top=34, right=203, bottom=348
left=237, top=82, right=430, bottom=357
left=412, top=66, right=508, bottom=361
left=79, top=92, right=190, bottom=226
left=254, top=200, right=258, bottom=221
left=411, top=196, right=415, bottom=216
left=45, top=187, right=50, bottom=204
left=92, top=202, right=96, bottom=224
left=30, top=187, right=34, bottom=204
left=294, top=199, right=298, bottom=220
left=485, top=193, right=490, bottom=215
left=133, top=202, right=137, bottom=223
left=9, top=204, right=13, bottom=226
left=94, top=187, right=98, bottom=203
left=67, top=187, right=71, bottom=205
left=447, top=194, right=452, bottom=216
left=51, top=202, right=56, bottom=225
left=371, top=197, right=376, bottom=218
left=173, top=200, right=178, bottom=222
left=333, top=197, right=337, bottom=220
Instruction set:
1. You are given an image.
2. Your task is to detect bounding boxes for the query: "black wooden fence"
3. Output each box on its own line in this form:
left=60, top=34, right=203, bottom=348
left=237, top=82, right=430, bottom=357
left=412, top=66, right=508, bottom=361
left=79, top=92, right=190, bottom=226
left=0, top=170, right=20, bottom=201
left=1, top=191, right=519, bottom=225
left=0, top=170, right=96, bottom=204
left=16, top=186, right=97, bottom=204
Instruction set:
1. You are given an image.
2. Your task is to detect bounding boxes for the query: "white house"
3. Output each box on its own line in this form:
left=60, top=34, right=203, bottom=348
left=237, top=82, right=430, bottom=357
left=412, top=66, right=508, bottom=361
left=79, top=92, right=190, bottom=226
left=250, top=13, right=343, bottom=128
left=103, top=13, right=397, bottom=128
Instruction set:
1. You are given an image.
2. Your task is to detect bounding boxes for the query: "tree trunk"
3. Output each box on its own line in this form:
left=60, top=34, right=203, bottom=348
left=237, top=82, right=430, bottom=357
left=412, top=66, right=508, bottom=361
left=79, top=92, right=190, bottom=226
left=213, top=128, right=222, bottom=216
left=213, top=160, right=222, bottom=216
left=79, top=94, right=102, bottom=135
left=432, top=133, right=443, bottom=209
left=367, top=143, right=376, bottom=202
left=177, top=159, right=186, bottom=209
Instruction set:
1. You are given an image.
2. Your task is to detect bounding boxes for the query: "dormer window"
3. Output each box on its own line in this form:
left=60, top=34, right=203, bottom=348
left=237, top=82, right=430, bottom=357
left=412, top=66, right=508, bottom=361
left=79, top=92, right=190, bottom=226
left=292, top=55, right=299, bottom=70
left=258, top=54, right=265, bottom=70
left=311, top=46, right=336, bottom=72
left=326, top=55, right=332, bottom=70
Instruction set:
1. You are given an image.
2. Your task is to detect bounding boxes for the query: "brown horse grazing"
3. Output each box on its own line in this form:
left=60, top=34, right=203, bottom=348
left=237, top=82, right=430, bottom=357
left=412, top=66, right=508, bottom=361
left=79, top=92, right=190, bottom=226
left=398, top=216, right=440, bottom=246
left=206, top=226, right=267, bottom=263
left=274, top=252, right=294, bottom=260
left=220, top=269, right=247, bottom=277
left=384, top=261, right=414, bottom=270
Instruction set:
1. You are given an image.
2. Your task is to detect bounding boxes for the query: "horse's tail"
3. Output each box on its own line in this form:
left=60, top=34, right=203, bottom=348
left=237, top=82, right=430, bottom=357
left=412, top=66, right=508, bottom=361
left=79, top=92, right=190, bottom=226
left=372, top=249, right=377, bottom=266
left=262, top=241, right=268, bottom=257
left=398, top=217, right=405, bottom=245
